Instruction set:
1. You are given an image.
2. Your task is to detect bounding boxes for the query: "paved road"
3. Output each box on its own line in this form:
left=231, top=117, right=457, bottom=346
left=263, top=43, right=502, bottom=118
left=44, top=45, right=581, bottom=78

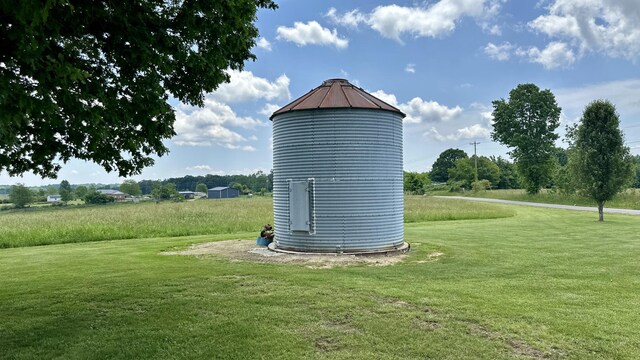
left=432, top=196, right=640, bottom=216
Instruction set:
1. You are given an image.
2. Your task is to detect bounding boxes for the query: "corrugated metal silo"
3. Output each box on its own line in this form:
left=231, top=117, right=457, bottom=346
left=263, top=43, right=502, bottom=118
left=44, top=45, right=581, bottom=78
left=270, top=79, right=407, bottom=253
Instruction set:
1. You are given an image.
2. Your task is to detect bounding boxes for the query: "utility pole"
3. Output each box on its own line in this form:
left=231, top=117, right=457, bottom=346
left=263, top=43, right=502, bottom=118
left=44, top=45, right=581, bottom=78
left=470, top=141, right=480, bottom=182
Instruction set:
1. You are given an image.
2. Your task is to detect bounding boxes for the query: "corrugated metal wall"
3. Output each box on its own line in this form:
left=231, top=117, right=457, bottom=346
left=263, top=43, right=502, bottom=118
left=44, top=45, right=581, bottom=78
left=272, top=108, right=404, bottom=253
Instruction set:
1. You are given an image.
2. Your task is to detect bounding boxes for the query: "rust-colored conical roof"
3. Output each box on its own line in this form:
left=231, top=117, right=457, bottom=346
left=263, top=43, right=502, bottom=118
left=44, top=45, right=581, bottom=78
left=270, top=78, right=405, bottom=120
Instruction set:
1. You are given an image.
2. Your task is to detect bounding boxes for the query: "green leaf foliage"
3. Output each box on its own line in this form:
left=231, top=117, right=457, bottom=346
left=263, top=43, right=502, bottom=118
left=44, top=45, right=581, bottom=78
left=403, top=171, right=430, bottom=194
left=74, top=185, right=88, bottom=199
left=84, top=191, right=115, bottom=205
left=491, top=84, right=561, bottom=194
left=9, top=184, right=33, bottom=208
left=429, top=148, right=468, bottom=183
left=59, top=188, right=73, bottom=202
left=490, top=156, right=520, bottom=189
left=0, top=0, right=278, bottom=178
left=448, top=156, right=500, bottom=189
left=120, top=179, right=141, bottom=197
left=570, top=100, right=634, bottom=220
left=195, top=183, right=208, bottom=193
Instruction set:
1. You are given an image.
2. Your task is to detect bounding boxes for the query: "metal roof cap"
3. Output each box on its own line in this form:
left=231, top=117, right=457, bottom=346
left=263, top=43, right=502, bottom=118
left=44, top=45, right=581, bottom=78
left=270, top=78, right=406, bottom=120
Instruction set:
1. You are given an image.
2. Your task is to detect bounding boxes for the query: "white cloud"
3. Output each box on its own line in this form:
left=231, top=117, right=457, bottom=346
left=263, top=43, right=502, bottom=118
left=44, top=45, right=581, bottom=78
left=484, top=42, right=513, bottom=61
left=329, top=1, right=503, bottom=42
left=528, top=0, right=640, bottom=61
left=370, top=90, right=463, bottom=124
left=326, top=7, right=367, bottom=28
left=172, top=70, right=286, bottom=150
left=402, top=98, right=464, bottom=124
left=259, top=103, right=282, bottom=117
left=516, top=41, right=576, bottom=69
left=173, top=99, right=262, bottom=148
left=186, top=165, right=212, bottom=172
left=423, top=124, right=492, bottom=141
left=405, top=63, right=416, bottom=73
left=256, top=38, right=272, bottom=51
left=276, top=21, right=348, bottom=49
left=211, top=70, right=290, bottom=103
left=369, top=90, right=398, bottom=107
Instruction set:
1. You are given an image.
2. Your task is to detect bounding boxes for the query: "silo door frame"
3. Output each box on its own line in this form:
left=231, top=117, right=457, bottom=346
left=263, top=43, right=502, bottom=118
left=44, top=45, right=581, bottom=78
left=287, top=178, right=315, bottom=234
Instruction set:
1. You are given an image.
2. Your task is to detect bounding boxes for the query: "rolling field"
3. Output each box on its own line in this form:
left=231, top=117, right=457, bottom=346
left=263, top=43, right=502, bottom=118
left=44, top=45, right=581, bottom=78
left=0, top=197, right=514, bottom=248
left=1, top=196, right=639, bottom=359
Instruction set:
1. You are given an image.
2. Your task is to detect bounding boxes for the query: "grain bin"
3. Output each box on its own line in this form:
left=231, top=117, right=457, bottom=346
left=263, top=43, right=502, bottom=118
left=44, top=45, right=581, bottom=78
left=270, top=79, right=408, bottom=254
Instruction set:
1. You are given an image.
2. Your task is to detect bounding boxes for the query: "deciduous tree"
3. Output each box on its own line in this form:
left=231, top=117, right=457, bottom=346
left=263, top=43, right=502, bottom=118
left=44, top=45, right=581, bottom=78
left=448, top=157, right=500, bottom=189
left=196, top=183, right=208, bottom=193
left=120, top=179, right=141, bottom=197
left=569, top=100, right=634, bottom=221
left=491, top=84, right=561, bottom=194
left=403, top=171, right=430, bottom=194
left=9, top=184, right=33, bottom=208
left=74, top=185, right=88, bottom=199
left=429, top=148, right=468, bottom=183
left=1, top=0, right=277, bottom=178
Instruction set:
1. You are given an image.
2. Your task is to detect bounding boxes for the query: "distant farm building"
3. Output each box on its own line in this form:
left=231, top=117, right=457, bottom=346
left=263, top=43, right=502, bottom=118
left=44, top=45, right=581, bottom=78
left=47, top=195, right=62, bottom=202
left=97, top=189, right=128, bottom=200
left=179, top=191, right=195, bottom=199
left=208, top=187, right=240, bottom=199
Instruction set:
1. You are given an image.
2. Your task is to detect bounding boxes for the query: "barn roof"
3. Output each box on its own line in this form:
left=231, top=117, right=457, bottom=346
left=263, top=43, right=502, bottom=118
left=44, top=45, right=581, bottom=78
left=97, top=189, right=126, bottom=195
left=209, top=186, right=230, bottom=191
left=270, top=78, right=405, bottom=119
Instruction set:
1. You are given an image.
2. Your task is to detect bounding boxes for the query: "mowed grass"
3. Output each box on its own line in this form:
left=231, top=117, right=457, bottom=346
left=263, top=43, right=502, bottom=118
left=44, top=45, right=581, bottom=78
left=1, top=197, right=640, bottom=359
left=436, top=188, right=640, bottom=210
left=0, top=196, right=514, bottom=248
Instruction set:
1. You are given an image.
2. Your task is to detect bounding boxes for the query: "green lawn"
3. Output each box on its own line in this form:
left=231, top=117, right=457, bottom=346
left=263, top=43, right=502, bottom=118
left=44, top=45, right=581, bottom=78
left=1, top=197, right=639, bottom=359
left=433, top=188, right=640, bottom=210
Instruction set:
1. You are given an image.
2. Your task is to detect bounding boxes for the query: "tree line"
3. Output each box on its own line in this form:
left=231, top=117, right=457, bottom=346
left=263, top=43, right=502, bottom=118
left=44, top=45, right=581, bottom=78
left=137, top=171, right=272, bottom=195
left=4, top=171, right=274, bottom=209
left=405, top=84, right=639, bottom=221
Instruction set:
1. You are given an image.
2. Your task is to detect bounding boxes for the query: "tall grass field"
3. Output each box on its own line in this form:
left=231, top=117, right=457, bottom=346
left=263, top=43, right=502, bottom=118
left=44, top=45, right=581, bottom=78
left=1, top=196, right=639, bottom=359
left=0, top=196, right=514, bottom=248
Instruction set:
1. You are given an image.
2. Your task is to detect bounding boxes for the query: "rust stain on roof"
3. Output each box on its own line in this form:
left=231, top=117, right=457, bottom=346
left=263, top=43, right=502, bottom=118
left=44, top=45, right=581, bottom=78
left=270, top=78, right=406, bottom=120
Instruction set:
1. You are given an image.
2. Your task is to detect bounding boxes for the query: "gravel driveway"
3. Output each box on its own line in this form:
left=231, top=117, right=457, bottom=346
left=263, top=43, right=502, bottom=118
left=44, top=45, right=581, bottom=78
left=433, top=196, right=640, bottom=216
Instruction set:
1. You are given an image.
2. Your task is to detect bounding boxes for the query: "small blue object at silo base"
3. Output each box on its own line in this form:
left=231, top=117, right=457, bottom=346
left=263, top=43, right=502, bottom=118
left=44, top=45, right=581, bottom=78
left=256, top=236, right=273, bottom=247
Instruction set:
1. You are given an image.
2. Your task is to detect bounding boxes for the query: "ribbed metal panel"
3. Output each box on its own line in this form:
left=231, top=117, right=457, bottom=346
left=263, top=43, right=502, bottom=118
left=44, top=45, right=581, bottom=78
left=272, top=108, right=404, bottom=253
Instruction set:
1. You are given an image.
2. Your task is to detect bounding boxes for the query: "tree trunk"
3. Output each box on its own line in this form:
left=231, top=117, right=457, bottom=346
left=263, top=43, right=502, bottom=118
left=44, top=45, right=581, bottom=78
left=598, top=201, right=604, bottom=222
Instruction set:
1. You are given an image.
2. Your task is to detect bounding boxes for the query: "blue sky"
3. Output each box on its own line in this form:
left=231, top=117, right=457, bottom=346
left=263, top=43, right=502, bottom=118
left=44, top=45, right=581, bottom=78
left=4, top=0, right=640, bottom=186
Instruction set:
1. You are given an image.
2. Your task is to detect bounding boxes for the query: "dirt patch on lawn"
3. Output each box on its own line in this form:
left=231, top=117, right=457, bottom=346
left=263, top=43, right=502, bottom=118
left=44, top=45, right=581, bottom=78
left=161, top=240, right=407, bottom=268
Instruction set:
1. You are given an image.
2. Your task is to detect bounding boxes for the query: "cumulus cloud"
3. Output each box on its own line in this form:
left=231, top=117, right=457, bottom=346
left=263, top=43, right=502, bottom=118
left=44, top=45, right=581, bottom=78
left=173, top=99, right=262, bottom=148
left=370, top=90, right=463, bottom=124
left=276, top=21, right=348, bottom=49
left=528, top=0, right=640, bottom=61
left=515, top=41, right=576, bottom=69
left=256, top=38, right=272, bottom=51
left=259, top=103, right=282, bottom=117
left=186, top=165, right=212, bottom=172
left=424, top=124, right=492, bottom=141
left=211, top=70, right=290, bottom=103
left=172, top=70, right=288, bottom=150
left=484, top=42, right=513, bottom=61
left=405, top=63, right=416, bottom=73
left=326, top=7, right=367, bottom=28
left=328, top=1, right=503, bottom=41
